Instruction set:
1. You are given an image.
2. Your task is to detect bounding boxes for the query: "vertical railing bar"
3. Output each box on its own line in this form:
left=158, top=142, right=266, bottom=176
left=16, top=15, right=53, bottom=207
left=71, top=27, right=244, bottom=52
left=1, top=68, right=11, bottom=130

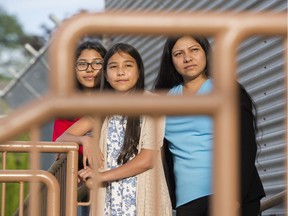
left=28, top=126, right=41, bottom=216
left=63, top=157, right=67, bottom=216
left=19, top=181, right=24, bottom=216
left=86, top=115, right=102, bottom=216
left=212, top=28, right=242, bottom=216
left=1, top=152, right=6, bottom=216
left=65, top=149, right=78, bottom=216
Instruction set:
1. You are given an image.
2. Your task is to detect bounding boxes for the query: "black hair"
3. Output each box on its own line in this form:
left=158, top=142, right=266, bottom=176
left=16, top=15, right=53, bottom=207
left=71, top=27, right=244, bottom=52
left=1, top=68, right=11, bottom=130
left=75, top=38, right=107, bottom=90
left=101, top=43, right=145, bottom=91
left=101, top=43, right=145, bottom=165
left=154, top=35, right=211, bottom=90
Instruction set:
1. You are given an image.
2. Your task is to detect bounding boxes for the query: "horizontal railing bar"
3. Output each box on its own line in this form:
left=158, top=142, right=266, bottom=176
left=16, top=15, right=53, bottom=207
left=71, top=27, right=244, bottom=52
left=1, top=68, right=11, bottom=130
left=0, top=92, right=225, bottom=143
left=51, top=11, right=286, bottom=37
left=260, top=190, right=286, bottom=212
left=50, top=92, right=222, bottom=116
left=0, top=170, right=60, bottom=216
left=0, top=141, right=78, bottom=153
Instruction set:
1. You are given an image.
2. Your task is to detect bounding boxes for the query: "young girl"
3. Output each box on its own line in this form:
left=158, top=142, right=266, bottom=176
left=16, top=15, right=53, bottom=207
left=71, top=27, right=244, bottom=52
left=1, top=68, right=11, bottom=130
left=52, top=38, right=106, bottom=216
left=52, top=38, right=107, bottom=163
left=57, top=43, right=172, bottom=216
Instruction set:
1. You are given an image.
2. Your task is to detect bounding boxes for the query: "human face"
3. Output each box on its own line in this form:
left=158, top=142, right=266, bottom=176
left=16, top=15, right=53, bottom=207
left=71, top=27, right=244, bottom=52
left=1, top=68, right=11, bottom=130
left=75, top=49, right=103, bottom=89
left=106, top=52, right=139, bottom=93
left=172, top=36, right=207, bottom=83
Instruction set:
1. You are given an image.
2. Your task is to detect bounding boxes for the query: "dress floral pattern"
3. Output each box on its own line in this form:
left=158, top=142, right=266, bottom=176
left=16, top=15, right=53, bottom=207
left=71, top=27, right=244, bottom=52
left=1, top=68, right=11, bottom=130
left=104, top=115, right=137, bottom=216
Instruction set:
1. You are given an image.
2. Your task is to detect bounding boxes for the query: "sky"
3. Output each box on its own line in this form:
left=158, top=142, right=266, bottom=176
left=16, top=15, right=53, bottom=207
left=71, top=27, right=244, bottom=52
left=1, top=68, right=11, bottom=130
left=0, top=0, right=105, bottom=35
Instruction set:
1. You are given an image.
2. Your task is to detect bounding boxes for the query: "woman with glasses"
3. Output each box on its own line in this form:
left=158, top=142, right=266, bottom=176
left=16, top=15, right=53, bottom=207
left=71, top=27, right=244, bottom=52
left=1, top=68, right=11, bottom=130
left=52, top=38, right=107, bottom=158
left=52, top=38, right=107, bottom=216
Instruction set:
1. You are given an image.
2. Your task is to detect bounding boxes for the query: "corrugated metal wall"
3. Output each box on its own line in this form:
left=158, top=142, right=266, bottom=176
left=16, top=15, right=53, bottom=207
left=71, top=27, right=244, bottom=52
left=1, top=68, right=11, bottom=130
left=104, top=0, right=287, bottom=215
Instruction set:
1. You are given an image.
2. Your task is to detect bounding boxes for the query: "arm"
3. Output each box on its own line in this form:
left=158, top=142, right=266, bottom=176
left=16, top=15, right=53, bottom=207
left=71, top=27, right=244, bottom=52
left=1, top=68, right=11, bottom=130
left=53, top=119, right=78, bottom=160
left=52, top=119, right=74, bottom=141
left=56, top=116, right=96, bottom=169
left=78, top=148, right=158, bottom=182
left=79, top=114, right=165, bottom=182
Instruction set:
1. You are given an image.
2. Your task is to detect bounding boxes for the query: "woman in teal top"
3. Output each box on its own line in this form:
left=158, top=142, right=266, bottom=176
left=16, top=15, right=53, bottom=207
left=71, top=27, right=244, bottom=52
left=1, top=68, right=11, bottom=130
left=154, top=35, right=265, bottom=216
left=166, top=79, right=213, bottom=209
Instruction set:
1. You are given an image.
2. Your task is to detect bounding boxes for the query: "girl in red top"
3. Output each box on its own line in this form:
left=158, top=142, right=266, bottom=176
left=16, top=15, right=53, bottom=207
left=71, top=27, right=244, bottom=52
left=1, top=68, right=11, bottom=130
left=52, top=38, right=107, bottom=165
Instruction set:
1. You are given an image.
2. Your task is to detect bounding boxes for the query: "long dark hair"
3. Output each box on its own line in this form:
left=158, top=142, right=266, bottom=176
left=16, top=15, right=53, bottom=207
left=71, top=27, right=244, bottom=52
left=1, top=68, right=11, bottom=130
left=75, top=38, right=107, bottom=90
left=154, top=35, right=211, bottom=90
left=101, top=43, right=145, bottom=164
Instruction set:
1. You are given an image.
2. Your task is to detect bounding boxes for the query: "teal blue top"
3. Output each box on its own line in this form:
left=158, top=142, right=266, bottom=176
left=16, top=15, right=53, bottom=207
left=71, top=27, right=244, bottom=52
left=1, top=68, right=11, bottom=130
left=165, top=79, right=213, bottom=207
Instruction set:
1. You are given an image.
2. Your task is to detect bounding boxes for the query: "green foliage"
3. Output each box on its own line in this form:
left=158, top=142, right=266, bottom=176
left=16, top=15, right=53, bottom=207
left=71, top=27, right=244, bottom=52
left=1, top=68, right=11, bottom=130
left=0, top=74, right=12, bottom=80
left=0, top=6, right=45, bottom=50
left=0, top=7, right=25, bottom=49
left=0, top=6, right=45, bottom=78
left=0, top=132, right=30, bottom=215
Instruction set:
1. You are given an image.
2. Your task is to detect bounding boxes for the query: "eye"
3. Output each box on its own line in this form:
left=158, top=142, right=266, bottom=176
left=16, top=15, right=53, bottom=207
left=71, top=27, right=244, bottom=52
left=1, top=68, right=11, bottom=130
left=173, top=52, right=183, bottom=57
left=190, top=47, right=199, bottom=53
left=77, top=62, right=87, bottom=66
left=91, top=61, right=103, bottom=67
left=109, top=65, right=117, bottom=69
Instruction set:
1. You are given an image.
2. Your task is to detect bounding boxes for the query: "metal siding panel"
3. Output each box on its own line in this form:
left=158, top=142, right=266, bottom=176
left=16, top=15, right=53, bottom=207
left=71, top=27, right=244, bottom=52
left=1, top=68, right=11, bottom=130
left=104, top=1, right=287, bottom=215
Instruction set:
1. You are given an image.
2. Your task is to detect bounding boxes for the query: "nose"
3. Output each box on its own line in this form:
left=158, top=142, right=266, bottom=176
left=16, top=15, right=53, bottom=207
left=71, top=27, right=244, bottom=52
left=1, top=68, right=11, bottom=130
left=117, top=67, right=125, bottom=76
left=184, top=54, right=192, bottom=63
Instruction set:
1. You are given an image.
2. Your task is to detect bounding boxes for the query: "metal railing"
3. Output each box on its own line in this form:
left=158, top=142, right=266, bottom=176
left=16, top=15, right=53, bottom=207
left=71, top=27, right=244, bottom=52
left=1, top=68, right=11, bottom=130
left=260, top=190, right=287, bottom=214
left=0, top=11, right=286, bottom=216
left=6, top=149, right=285, bottom=215
left=0, top=141, right=78, bottom=216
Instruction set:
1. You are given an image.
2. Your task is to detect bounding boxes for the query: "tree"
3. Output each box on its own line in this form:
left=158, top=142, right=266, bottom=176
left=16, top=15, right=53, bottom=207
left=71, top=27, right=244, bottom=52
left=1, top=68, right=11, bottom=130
left=0, top=7, right=26, bottom=48
left=0, top=6, right=45, bottom=78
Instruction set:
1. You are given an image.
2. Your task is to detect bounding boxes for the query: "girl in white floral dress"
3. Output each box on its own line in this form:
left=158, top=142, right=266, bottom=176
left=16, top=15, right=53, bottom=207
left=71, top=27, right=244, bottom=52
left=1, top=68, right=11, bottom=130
left=57, top=43, right=172, bottom=216
left=105, top=115, right=137, bottom=215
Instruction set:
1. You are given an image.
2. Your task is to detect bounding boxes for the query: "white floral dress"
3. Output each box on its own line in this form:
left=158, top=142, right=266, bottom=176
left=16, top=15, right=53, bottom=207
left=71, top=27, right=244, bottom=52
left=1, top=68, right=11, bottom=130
left=104, top=115, right=137, bottom=216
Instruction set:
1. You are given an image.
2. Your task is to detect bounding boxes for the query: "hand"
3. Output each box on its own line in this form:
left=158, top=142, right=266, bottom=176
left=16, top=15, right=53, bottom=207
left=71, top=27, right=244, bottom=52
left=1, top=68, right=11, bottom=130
left=78, top=167, right=107, bottom=188
left=81, top=136, right=104, bottom=170
left=81, top=136, right=95, bottom=169
left=95, top=145, right=104, bottom=169
left=78, top=166, right=96, bottom=182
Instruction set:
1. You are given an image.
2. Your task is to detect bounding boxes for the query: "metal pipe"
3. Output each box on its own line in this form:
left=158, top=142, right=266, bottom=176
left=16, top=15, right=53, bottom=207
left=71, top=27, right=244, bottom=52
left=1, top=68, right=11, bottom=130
left=0, top=170, right=60, bottom=216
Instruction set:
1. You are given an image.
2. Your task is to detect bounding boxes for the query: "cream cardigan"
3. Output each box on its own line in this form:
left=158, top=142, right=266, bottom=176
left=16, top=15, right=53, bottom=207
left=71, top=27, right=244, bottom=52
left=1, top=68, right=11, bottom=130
left=95, top=92, right=172, bottom=216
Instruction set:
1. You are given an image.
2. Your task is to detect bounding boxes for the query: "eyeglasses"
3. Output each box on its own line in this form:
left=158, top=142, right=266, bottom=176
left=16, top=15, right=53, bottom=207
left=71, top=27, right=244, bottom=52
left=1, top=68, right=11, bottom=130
left=75, top=61, right=103, bottom=71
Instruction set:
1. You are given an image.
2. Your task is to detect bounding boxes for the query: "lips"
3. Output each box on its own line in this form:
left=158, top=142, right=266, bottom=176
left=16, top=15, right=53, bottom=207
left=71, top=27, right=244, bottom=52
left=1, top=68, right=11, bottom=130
left=116, top=79, right=128, bottom=82
left=184, top=64, right=197, bottom=69
left=84, top=76, right=95, bottom=80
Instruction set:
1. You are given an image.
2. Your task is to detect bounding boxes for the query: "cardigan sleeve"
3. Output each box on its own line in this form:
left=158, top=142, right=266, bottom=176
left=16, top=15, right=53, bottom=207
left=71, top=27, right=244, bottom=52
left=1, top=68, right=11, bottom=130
left=140, top=115, right=165, bottom=150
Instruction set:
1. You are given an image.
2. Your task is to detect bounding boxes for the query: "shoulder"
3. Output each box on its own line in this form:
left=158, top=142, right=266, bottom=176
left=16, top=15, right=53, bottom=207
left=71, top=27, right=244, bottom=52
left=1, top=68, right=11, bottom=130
left=143, top=90, right=161, bottom=96
left=54, top=118, right=78, bottom=126
left=168, top=84, right=182, bottom=95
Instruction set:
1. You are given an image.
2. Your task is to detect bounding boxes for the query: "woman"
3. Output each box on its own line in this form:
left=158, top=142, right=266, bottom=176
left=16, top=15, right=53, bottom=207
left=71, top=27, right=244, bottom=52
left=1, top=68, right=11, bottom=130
left=154, top=35, right=265, bottom=216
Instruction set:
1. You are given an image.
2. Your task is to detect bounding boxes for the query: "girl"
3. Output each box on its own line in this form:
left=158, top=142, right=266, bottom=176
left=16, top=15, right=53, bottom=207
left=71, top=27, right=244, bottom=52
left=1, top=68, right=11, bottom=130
left=52, top=38, right=106, bottom=216
left=57, top=43, right=172, bottom=216
left=154, top=35, right=265, bottom=216
left=52, top=38, right=107, bottom=163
